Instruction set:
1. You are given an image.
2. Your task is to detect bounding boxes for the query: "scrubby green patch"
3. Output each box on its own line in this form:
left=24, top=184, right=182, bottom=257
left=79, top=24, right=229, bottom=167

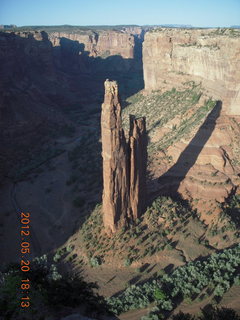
left=155, top=98, right=216, bottom=150
left=209, top=28, right=240, bottom=38
left=106, top=244, right=240, bottom=316
left=197, top=195, right=240, bottom=248
left=0, top=255, right=108, bottom=320
left=78, top=194, right=239, bottom=270
left=67, top=131, right=102, bottom=192
left=179, top=42, right=220, bottom=50
left=79, top=197, right=207, bottom=265
left=122, top=82, right=216, bottom=155
left=123, top=82, right=202, bottom=135
left=221, top=194, right=240, bottom=227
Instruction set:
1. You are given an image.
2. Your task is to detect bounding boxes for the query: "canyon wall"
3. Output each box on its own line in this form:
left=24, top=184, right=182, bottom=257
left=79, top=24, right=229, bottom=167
left=48, top=29, right=139, bottom=73
left=143, top=28, right=240, bottom=115
left=101, top=80, right=147, bottom=233
left=1, top=27, right=143, bottom=78
left=0, top=28, right=144, bottom=183
left=48, top=30, right=135, bottom=59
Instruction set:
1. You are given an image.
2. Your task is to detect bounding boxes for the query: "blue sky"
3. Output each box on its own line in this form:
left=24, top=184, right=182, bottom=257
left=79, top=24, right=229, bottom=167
left=1, top=0, right=240, bottom=27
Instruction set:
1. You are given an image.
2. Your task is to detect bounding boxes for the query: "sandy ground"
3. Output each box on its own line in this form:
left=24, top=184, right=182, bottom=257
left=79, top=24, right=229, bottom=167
left=0, top=129, right=91, bottom=264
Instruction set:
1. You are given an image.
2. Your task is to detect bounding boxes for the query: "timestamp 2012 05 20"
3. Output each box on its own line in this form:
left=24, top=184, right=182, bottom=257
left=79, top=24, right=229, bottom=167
left=20, top=212, right=31, bottom=308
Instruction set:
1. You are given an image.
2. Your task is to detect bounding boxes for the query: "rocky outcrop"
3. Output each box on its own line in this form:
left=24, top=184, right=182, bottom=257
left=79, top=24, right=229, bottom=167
left=101, top=80, right=130, bottom=232
left=129, top=116, right=147, bottom=219
left=143, top=28, right=240, bottom=115
left=101, top=80, right=147, bottom=233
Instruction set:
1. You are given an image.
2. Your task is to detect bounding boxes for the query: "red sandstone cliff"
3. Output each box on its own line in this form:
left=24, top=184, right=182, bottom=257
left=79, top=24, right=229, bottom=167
left=143, top=28, right=240, bottom=115
left=49, top=30, right=135, bottom=59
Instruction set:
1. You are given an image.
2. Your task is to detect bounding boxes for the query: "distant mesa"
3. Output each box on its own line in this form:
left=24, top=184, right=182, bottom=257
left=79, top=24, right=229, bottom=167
left=101, top=79, right=147, bottom=233
left=0, top=24, right=17, bottom=29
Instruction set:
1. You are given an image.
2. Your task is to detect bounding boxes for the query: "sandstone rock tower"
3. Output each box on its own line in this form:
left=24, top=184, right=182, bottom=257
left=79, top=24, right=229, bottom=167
left=129, top=115, right=147, bottom=220
left=101, top=80, right=147, bottom=233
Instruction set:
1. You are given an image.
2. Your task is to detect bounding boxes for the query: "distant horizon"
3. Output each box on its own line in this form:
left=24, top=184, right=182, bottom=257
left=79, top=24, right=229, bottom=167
left=1, top=0, right=239, bottom=28
left=1, top=23, right=240, bottom=29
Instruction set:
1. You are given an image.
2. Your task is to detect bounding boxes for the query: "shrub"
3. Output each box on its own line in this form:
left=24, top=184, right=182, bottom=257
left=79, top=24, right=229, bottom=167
left=124, top=258, right=132, bottom=267
left=172, top=311, right=195, bottom=320
left=154, top=288, right=166, bottom=301
left=66, top=244, right=74, bottom=253
left=0, top=256, right=108, bottom=318
left=90, top=256, right=102, bottom=267
left=201, top=305, right=240, bottom=320
left=107, top=244, right=240, bottom=315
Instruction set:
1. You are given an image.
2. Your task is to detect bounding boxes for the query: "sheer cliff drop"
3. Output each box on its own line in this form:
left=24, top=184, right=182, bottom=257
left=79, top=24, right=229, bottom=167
left=101, top=80, right=147, bottom=233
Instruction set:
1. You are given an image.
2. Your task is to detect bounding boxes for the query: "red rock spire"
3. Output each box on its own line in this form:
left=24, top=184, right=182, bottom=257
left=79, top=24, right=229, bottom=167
left=101, top=80, right=147, bottom=233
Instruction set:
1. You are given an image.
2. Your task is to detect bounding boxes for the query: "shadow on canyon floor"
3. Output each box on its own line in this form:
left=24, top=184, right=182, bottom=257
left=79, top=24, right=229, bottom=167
left=155, top=100, right=222, bottom=198
left=0, top=30, right=144, bottom=179
left=0, top=30, right=144, bottom=261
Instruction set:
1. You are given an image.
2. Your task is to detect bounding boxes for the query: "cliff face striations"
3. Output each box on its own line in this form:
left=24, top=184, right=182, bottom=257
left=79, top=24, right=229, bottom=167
left=101, top=80, right=130, bottom=232
left=49, top=30, right=135, bottom=59
left=48, top=30, right=141, bottom=73
left=143, top=28, right=240, bottom=115
left=101, top=80, right=147, bottom=233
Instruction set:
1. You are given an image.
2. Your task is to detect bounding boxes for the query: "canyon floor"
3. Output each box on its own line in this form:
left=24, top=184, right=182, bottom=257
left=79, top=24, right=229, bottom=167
left=1, top=81, right=240, bottom=319
left=0, top=26, right=240, bottom=320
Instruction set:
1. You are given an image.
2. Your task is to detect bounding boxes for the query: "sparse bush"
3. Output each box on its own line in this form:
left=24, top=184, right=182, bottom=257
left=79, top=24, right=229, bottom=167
left=154, top=288, right=166, bottom=301
left=124, top=258, right=132, bottom=267
left=107, top=244, right=240, bottom=315
left=90, top=256, right=102, bottom=267
left=0, top=255, right=108, bottom=318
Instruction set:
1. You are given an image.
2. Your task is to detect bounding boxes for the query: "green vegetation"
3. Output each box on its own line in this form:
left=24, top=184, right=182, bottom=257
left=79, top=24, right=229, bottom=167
left=122, top=82, right=216, bottom=155
left=209, top=28, right=240, bottom=38
left=6, top=24, right=140, bottom=34
left=0, top=255, right=108, bottom=319
left=221, top=194, right=240, bottom=226
left=90, top=256, right=102, bottom=267
left=107, top=244, right=240, bottom=316
left=80, top=197, right=205, bottom=265
left=172, top=307, right=240, bottom=320
left=179, top=42, right=220, bottom=50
